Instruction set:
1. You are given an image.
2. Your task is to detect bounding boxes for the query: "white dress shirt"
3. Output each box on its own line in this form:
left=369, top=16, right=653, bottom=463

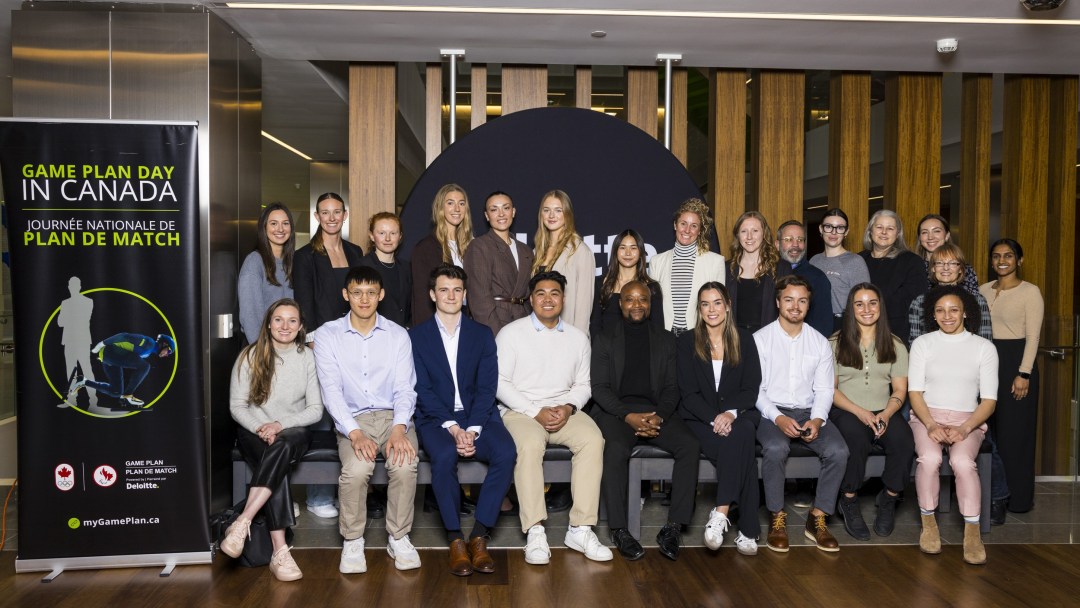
left=753, top=319, right=835, bottom=424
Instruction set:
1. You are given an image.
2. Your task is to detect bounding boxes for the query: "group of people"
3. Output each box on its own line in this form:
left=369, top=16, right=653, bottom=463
left=225, top=186, right=1043, bottom=581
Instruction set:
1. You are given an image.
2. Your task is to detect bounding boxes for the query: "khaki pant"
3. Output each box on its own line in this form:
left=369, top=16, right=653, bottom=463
left=502, top=409, right=604, bottom=532
left=337, top=410, right=418, bottom=540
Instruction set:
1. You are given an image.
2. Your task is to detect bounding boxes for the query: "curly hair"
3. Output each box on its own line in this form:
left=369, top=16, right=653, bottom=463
left=923, top=284, right=979, bottom=334
left=672, top=197, right=714, bottom=254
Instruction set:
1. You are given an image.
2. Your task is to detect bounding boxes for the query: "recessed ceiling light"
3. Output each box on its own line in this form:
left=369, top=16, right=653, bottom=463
left=591, top=30, right=607, bottom=38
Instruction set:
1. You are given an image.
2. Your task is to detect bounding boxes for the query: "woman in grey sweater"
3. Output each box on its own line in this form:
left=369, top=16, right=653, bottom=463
left=222, top=298, right=324, bottom=581
left=238, top=203, right=296, bottom=343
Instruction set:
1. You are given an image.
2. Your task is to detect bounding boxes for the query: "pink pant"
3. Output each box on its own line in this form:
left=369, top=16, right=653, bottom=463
left=909, top=408, right=986, bottom=517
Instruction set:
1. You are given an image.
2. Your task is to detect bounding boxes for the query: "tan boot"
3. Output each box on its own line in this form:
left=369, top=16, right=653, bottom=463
left=963, top=522, right=987, bottom=565
left=919, top=513, right=941, bottom=554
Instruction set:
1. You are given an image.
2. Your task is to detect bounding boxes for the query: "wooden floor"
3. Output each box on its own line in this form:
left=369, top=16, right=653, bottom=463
left=3, top=544, right=1079, bottom=607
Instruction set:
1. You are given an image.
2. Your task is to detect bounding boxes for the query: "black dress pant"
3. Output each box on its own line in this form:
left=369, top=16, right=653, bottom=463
left=687, top=415, right=760, bottom=539
left=236, top=425, right=311, bottom=531
left=593, top=410, right=699, bottom=531
left=990, top=338, right=1039, bottom=512
left=829, top=407, right=914, bottom=495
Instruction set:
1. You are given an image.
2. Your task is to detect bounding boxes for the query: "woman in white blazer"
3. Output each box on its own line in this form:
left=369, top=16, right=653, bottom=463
left=648, top=197, right=726, bottom=335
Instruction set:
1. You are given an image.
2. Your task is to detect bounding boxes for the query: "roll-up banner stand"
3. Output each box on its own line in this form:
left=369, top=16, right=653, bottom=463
left=0, top=119, right=211, bottom=576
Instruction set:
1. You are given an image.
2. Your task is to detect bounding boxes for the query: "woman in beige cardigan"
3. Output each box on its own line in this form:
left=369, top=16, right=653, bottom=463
left=648, top=197, right=726, bottom=335
left=532, top=189, right=595, bottom=333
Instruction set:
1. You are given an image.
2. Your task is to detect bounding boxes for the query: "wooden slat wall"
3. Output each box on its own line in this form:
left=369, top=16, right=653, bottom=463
left=575, top=66, right=592, bottom=109
left=348, top=63, right=396, bottom=236
left=1040, top=76, right=1078, bottom=475
left=958, top=74, right=993, bottom=283
left=828, top=71, right=870, bottom=249
left=884, top=73, right=942, bottom=233
left=1001, top=75, right=1049, bottom=289
left=471, top=64, right=487, bottom=129
left=501, top=65, right=547, bottom=115
left=627, top=67, right=659, bottom=138
left=425, top=63, right=442, bottom=167
left=671, top=67, right=688, bottom=167
left=708, top=68, right=747, bottom=252
left=751, top=70, right=804, bottom=226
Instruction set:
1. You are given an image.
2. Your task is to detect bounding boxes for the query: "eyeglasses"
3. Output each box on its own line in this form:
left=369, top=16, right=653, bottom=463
left=933, top=261, right=962, bottom=269
left=780, top=236, right=806, bottom=244
left=821, top=224, right=848, bottom=234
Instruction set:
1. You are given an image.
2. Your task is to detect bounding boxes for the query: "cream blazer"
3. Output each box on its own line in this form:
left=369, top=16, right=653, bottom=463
left=648, top=248, right=727, bottom=330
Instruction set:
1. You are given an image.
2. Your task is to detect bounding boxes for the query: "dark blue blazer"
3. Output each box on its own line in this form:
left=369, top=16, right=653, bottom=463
left=409, top=314, right=499, bottom=430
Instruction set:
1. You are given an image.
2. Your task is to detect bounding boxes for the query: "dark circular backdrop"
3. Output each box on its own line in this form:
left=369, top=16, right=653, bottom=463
left=400, top=107, right=713, bottom=277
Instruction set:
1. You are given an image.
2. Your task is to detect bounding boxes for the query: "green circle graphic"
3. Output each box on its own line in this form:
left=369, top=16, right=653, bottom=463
left=68, top=517, right=80, bottom=529
left=38, top=287, right=179, bottom=419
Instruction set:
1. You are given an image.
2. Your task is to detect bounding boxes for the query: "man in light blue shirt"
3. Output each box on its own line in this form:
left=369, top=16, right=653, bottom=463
left=314, top=266, right=420, bottom=575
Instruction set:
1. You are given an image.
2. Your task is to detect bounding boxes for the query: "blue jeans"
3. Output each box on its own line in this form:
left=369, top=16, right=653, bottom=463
left=306, top=410, right=338, bottom=507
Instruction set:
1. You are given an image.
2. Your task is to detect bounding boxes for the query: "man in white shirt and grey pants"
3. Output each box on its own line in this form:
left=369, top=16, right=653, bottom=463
left=754, top=274, right=848, bottom=553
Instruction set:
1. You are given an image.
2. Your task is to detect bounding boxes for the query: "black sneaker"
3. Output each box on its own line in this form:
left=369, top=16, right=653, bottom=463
left=656, top=523, right=682, bottom=561
left=610, top=528, right=645, bottom=561
left=990, top=498, right=1008, bottom=526
left=837, top=494, right=870, bottom=541
left=874, top=489, right=899, bottom=537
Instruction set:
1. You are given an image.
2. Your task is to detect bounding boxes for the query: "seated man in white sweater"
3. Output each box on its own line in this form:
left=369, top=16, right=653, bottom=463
left=496, top=270, right=612, bottom=565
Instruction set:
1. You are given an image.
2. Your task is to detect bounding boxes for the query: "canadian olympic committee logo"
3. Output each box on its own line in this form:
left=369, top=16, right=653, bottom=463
left=55, top=463, right=75, bottom=491
left=93, top=464, right=118, bottom=488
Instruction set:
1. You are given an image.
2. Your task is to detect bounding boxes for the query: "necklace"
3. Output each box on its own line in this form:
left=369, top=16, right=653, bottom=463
left=376, top=257, right=396, bottom=269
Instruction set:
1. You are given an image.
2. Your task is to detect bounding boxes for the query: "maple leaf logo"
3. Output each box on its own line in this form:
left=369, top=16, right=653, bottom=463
left=102, top=470, right=113, bottom=482
left=58, top=466, right=72, bottom=478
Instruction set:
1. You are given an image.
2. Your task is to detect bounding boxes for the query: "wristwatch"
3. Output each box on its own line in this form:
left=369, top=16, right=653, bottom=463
left=568, top=403, right=578, bottom=415
left=1018, top=371, right=1031, bottom=379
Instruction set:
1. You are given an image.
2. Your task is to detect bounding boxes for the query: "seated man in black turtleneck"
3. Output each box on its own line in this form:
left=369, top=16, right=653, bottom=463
left=590, top=280, right=700, bottom=561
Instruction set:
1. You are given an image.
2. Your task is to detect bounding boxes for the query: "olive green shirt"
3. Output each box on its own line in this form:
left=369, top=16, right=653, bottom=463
left=830, top=336, right=908, bottom=412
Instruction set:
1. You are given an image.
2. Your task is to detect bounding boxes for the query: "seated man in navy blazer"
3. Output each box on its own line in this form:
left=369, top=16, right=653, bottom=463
left=410, top=263, right=517, bottom=576
left=591, top=280, right=699, bottom=561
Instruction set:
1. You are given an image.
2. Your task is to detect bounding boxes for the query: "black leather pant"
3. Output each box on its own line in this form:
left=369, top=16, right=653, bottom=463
left=236, top=425, right=311, bottom=531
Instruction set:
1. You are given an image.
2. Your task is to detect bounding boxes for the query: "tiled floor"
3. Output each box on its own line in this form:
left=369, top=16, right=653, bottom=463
left=3, top=480, right=1078, bottom=553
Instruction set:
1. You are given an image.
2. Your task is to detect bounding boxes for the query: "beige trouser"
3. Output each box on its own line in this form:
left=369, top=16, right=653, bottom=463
left=502, top=409, right=605, bottom=532
left=337, top=410, right=419, bottom=540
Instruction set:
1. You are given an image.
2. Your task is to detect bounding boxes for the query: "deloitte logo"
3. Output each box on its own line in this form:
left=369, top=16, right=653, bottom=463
left=68, top=517, right=81, bottom=529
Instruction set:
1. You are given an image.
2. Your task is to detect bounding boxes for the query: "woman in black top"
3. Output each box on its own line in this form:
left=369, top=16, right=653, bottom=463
left=677, top=282, right=762, bottom=555
left=858, top=209, right=927, bottom=345
left=293, top=192, right=365, bottom=339
left=358, top=212, right=411, bottom=327
left=591, top=228, right=663, bottom=336
left=725, top=211, right=779, bottom=332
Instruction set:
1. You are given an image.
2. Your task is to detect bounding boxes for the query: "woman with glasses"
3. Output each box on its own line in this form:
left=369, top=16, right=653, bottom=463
left=810, top=208, right=870, bottom=334
left=914, top=214, right=979, bottom=295
left=980, top=238, right=1044, bottom=518
left=858, top=210, right=927, bottom=345
left=907, top=243, right=992, bottom=342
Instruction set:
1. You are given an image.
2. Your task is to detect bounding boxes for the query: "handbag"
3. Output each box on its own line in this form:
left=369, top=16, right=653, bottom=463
left=211, top=499, right=293, bottom=567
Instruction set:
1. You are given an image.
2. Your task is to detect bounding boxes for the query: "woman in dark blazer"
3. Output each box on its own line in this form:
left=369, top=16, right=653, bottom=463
left=358, top=211, right=411, bottom=327
left=293, top=192, right=365, bottom=339
left=411, top=183, right=475, bottom=326
left=677, top=281, right=762, bottom=556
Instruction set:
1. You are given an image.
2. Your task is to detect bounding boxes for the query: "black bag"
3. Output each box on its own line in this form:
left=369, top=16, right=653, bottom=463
left=210, top=500, right=292, bottom=568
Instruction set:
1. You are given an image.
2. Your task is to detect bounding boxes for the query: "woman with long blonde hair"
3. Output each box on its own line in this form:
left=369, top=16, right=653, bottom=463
left=531, top=189, right=594, bottom=332
left=725, top=211, right=780, bottom=332
left=411, top=183, right=475, bottom=326
left=223, top=298, right=324, bottom=581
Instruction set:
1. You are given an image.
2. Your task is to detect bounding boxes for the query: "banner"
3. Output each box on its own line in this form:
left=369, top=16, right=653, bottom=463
left=0, top=120, right=210, bottom=570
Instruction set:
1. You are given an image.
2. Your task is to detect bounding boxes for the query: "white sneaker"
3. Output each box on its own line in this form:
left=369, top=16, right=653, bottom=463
left=386, top=534, right=422, bottom=570
left=703, top=510, right=730, bottom=550
left=293, top=502, right=300, bottom=518
left=524, top=525, right=551, bottom=565
left=339, top=537, right=367, bottom=574
left=307, top=503, right=339, bottom=518
left=564, top=525, right=613, bottom=562
left=735, top=532, right=758, bottom=556
left=220, top=516, right=251, bottom=558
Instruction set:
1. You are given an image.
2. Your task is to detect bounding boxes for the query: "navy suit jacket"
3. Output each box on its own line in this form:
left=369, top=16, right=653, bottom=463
left=410, top=314, right=499, bottom=431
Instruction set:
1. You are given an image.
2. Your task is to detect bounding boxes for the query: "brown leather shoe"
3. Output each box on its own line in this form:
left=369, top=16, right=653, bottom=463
left=468, top=536, right=496, bottom=574
left=804, top=512, right=840, bottom=552
left=449, top=539, right=473, bottom=576
left=766, top=511, right=789, bottom=553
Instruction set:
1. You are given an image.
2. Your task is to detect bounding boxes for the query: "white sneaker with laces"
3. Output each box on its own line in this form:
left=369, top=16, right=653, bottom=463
left=564, top=525, right=613, bottom=562
left=307, top=503, right=339, bottom=518
left=220, top=516, right=251, bottom=558
left=386, top=534, right=422, bottom=570
left=524, top=525, right=551, bottom=565
left=339, top=537, right=367, bottom=574
left=703, top=510, right=730, bottom=550
left=735, top=532, right=758, bottom=556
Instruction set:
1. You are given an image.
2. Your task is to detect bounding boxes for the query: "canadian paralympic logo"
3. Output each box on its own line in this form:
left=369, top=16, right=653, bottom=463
left=93, top=464, right=118, bottom=488
left=55, top=463, right=75, bottom=491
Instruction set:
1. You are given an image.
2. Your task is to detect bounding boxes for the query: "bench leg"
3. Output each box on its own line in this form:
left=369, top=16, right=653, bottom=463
left=627, top=458, right=643, bottom=539
left=979, top=452, right=991, bottom=534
